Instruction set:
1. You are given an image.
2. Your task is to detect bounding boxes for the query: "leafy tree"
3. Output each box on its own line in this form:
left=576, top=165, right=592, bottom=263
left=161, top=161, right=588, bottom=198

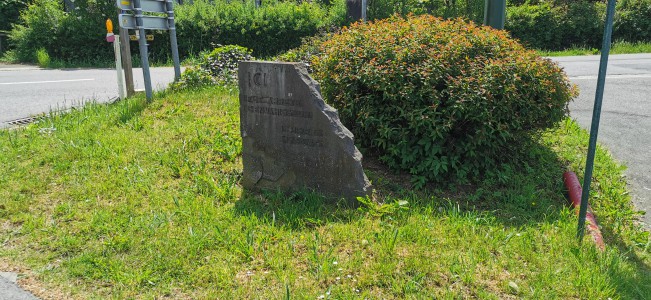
left=0, top=0, right=30, bottom=32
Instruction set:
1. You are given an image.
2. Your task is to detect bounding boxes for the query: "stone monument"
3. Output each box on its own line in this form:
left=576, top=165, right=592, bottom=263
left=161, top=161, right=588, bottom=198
left=238, top=61, right=371, bottom=201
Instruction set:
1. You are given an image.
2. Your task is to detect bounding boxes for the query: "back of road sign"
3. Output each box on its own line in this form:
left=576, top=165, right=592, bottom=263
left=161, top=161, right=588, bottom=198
left=118, top=14, right=168, bottom=30
left=116, top=0, right=181, bottom=101
left=117, top=0, right=167, bottom=13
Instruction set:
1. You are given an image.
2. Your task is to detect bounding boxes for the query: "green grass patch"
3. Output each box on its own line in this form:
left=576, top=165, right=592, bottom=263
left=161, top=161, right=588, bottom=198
left=539, top=41, right=651, bottom=57
left=0, top=50, right=198, bottom=69
left=0, top=87, right=649, bottom=298
left=0, top=49, right=19, bottom=64
left=35, top=48, right=50, bottom=68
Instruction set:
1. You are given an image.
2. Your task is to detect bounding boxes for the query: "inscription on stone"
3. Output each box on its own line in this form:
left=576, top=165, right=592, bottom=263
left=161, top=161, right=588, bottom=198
left=238, top=61, right=371, bottom=201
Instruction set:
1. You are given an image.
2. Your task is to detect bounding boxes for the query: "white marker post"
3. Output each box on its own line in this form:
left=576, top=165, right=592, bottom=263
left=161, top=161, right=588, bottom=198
left=113, top=36, right=126, bottom=100
left=107, top=19, right=126, bottom=100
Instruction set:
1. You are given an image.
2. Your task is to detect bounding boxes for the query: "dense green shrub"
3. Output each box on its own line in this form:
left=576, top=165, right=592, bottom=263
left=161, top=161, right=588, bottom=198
left=9, top=0, right=114, bottom=62
left=8, top=0, right=651, bottom=64
left=35, top=47, right=50, bottom=67
left=506, top=1, right=605, bottom=50
left=313, top=15, right=576, bottom=185
left=169, top=66, right=214, bottom=91
left=275, top=33, right=333, bottom=72
left=9, top=0, right=343, bottom=63
left=9, top=0, right=66, bottom=62
left=557, top=1, right=605, bottom=49
left=171, top=45, right=253, bottom=90
left=367, top=0, right=484, bottom=23
left=203, top=45, right=253, bottom=84
left=506, top=3, right=561, bottom=49
left=173, top=0, right=344, bottom=58
left=615, top=0, right=651, bottom=42
left=0, top=0, right=29, bottom=32
left=507, top=0, right=651, bottom=50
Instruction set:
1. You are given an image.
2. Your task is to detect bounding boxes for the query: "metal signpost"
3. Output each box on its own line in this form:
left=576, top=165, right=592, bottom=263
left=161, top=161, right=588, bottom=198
left=578, top=0, right=617, bottom=242
left=484, top=0, right=506, bottom=29
left=117, top=0, right=181, bottom=101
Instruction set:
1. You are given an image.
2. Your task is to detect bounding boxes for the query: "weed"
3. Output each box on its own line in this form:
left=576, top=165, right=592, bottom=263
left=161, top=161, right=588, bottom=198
left=35, top=48, right=50, bottom=68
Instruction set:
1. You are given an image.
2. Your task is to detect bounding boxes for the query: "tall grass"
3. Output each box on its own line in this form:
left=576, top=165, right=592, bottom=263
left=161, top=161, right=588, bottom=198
left=538, top=41, right=651, bottom=57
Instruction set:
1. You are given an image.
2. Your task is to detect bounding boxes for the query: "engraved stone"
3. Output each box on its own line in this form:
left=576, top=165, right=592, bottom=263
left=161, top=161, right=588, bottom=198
left=238, top=61, right=371, bottom=201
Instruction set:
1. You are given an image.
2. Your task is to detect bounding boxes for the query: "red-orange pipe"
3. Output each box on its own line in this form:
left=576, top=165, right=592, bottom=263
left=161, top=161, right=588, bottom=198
left=563, top=171, right=605, bottom=251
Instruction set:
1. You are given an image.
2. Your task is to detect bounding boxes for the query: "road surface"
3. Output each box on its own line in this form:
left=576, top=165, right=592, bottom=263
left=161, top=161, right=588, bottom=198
left=0, top=64, right=179, bottom=127
left=552, top=54, right=651, bottom=229
left=0, top=273, right=37, bottom=300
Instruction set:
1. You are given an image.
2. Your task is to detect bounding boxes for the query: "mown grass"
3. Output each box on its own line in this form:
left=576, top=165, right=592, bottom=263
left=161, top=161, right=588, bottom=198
left=539, top=41, right=651, bottom=57
left=0, top=87, right=649, bottom=299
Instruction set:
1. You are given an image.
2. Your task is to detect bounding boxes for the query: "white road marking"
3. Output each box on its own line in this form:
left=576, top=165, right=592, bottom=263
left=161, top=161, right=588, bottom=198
left=0, top=78, right=95, bottom=85
left=570, top=74, right=651, bottom=80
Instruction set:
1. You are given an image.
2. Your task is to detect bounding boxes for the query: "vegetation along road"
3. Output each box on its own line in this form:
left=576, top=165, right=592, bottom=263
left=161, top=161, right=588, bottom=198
left=553, top=53, right=651, bottom=229
left=1, top=54, right=650, bottom=230
left=0, top=64, right=179, bottom=128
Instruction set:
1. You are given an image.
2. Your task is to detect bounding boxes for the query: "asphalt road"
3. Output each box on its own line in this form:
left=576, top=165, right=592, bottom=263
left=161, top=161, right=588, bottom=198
left=0, top=64, right=179, bottom=127
left=0, top=274, right=37, bottom=300
left=552, top=54, right=651, bottom=229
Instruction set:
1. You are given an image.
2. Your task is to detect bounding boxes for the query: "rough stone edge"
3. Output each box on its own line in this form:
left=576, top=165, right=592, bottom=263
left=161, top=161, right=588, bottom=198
left=238, top=61, right=372, bottom=201
left=292, top=63, right=371, bottom=199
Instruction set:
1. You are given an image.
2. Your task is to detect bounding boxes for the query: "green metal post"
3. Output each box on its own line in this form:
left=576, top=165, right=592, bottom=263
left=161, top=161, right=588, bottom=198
left=578, top=0, right=617, bottom=241
left=483, top=0, right=506, bottom=29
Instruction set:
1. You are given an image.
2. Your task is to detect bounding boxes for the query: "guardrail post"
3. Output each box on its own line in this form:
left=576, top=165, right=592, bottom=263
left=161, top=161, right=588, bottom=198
left=133, top=0, right=153, bottom=101
left=166, top=0, right=181, bottom=81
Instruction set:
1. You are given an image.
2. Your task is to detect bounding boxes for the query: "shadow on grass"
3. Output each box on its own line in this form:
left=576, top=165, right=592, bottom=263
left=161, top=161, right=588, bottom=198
left=234, top=189, right=364, bottom=230
left=233, top=136, right=568, bottom=229
left=600, top=226, right=651, bottom=299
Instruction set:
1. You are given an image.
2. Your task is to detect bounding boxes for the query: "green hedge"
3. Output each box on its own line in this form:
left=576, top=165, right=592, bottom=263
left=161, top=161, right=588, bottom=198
left=171, top=0, right=345, bottom=58
left=7, top=0, right=651, bottom=64
left=615, top=0, right=651, bottom=43
left=0, top=0, right=29, bottom=32
left=367, top=0, right=484, bottom=23
left=8, top=0, right=344, bottom=63
left=9, top=0, right=115, bottom=62
left=506, top=0, right=651, bottom=51
left=505, top=3, right=561, bottom=49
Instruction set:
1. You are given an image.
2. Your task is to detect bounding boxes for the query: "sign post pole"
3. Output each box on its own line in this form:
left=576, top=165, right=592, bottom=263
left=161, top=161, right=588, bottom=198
left=165, top=0, right=181, bottom=81
left=117, top=0, right=179, bottom=100
left=484, top=0, right=506, bottom=29
left=132, top=0, right=153, bottom=101
left=577, top=0, right=617, bottom=242
left=117, top=6, right=135, bottom=97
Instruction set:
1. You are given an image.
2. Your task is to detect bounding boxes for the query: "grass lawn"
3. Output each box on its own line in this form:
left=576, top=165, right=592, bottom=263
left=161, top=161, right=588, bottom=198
left=0, top=50, right=203, bottom=69
left=539, top=41, right=651, bottom=57
left=1, top=87, right=650, bottom=299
